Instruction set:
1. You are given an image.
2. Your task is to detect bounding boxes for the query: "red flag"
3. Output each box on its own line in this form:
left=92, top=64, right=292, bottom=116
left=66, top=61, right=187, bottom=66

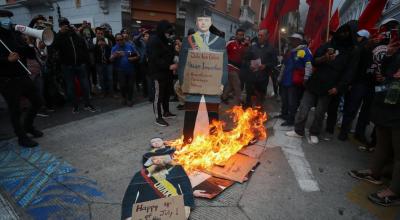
left=309, top=26, right=324, bottom=54
left=358, top=0, right=388, bottom=30
left=259, top=0, right=299, bottom=44
left=330, top=9, right=340, bottom=32
left=304, top=0, right=332, bottom=39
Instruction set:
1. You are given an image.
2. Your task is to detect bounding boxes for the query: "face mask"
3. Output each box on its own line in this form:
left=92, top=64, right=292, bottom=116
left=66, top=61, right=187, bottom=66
left=0, top=17, right=12, bottom=30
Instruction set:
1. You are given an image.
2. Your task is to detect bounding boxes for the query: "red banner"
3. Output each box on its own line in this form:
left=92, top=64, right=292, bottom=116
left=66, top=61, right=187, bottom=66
left=330, top=9, right=340, bottom=32
left=259, top=0, right=299, bottom=44
left=304, top=0, right=331, bottom=39
left=358, top=0, right=389, bottom=30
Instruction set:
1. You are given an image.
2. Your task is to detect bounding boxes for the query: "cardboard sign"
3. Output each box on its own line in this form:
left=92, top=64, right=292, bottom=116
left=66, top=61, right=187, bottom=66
left=182, top=50, right=224, bottom=95
left=132, top=195, right=186, bottom=220
left=211, top=153, right=259, bottom=183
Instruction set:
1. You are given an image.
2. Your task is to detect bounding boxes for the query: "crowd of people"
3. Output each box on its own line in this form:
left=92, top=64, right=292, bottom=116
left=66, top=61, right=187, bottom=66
left=1, top=8, right=400, bottom=207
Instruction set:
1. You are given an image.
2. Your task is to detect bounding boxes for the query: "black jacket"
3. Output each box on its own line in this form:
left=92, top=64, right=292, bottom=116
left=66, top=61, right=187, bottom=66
left=370, top=51, right=400, bottom=128
left=147, top=21, right=175, bottom=81
left=53, top=30, right=89, bottom=65
left=94, top=44, right=111, bottom=64
left=351, top=39, right=374, bottom=86
left=307, top=23, right=360, bottom=96
left=242, top=41, right=278, bottom=83
left=0, top=29, right=35, bottom=78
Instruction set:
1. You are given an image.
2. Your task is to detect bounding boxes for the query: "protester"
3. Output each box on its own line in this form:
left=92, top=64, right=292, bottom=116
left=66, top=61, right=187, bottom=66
left=242, top=29, right=277, bottom=108
left=147, top=20, right=177, bottom=127
left=53, top=17, right=96, bottom=113
left=94, top=37, right=113, bottom=97
left=133, top=31, right=148, bottom=98
left=79, top=21, right=97, bottom=92
left=110, top=33, right=139, bottom=107
left=279, top=33, right=313, bottom=126
left=348, top=36, right=400, bottom=207
left=286, top=22, right=360, bottom=144
left=222, top=28, right=247, bottom=105
left=0, top=9, right=43, bottom=147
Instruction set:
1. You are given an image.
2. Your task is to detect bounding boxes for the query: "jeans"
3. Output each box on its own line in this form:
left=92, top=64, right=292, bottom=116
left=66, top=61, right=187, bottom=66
left=222, top=70, right=242, bottom=105
left=340, top=83, right=373, bottom=137
left=118, top=71, right=135, bottom=101
left=281, top=85, right=304, bottom=123
left=61, top=64, right=91, bottom=106
left=326, top=95, right=341, bottom=133
left=96, top=64, right=113, bottom=94
left=371, top=126, right=400, bottom=194
left=294, top=90, right=332, bottom=136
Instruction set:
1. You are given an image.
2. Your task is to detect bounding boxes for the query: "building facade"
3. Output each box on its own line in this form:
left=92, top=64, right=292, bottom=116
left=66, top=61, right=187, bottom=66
left=0, top=0, right=123, bottom=33
left=340, top=0, right=400, bottom=25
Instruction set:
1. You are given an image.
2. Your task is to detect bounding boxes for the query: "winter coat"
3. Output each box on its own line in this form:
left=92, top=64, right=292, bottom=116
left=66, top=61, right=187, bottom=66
left=53, top=30, right=89, bottom=65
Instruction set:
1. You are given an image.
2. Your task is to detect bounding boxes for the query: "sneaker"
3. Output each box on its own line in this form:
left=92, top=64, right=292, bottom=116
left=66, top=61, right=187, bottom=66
left=368, top=190, right=400, bottom=207
left=310, top=135, right=319, bottom=144
left=84, top=104, right=97, bottom=113
left=37, top=111, right=49, bottom=117
left=155, top=118, right=169, bottom=127
left=286, top=130, right=303, bottom=138
left=281, top=121, right=294, bottom=126
left=26, top=129, right=44, bottom=138
left=163, top=112, right=176, bottom=119
left=72, top=106, right=79, bottom=114
left=348, top=170, right=383, bottom=185
left=18, top=136, right=39, bottom=148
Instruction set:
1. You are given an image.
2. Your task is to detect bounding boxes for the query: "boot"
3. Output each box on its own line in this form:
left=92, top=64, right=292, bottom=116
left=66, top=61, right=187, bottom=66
left=18, top=136, right=39, bottom=148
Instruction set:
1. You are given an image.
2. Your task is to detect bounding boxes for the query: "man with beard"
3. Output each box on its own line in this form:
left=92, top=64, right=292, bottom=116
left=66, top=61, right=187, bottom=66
left=121, top=148, right=194, bottom=220
left=0, top=10, right=43, bottom=147
left=286, top=22, right=360, bottom=144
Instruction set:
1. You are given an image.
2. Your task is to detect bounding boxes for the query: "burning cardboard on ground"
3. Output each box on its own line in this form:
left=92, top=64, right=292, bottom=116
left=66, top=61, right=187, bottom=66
left=239, top=144, right=265, bottom=159
left=210, top=153, right=259, bottom=183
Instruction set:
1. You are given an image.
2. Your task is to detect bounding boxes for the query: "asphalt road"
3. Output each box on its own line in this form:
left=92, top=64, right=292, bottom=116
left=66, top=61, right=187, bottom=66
left=0, top=95, right=399, bottom=220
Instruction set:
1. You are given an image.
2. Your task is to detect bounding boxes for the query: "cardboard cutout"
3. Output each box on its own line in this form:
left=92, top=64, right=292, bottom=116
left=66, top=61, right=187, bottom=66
left=178, top=17, right=228, bottom=143
left=121, top=148, right=194, bottom=220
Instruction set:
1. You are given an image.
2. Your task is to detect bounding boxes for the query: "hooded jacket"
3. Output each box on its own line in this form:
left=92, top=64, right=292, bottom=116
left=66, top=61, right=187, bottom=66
left=306, top=22, right=361, bottom=96
left=53, top=29, right=90, bottom=65
left=147, top=20, right=175, bottom=81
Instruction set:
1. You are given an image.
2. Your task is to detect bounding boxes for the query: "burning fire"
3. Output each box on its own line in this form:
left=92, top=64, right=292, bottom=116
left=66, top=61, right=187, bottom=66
left=169, top=106, right=267, bottom=172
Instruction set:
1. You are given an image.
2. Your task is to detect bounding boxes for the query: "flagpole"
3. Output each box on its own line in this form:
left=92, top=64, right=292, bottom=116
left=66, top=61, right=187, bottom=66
left=327, top=0, right=332, bottom=42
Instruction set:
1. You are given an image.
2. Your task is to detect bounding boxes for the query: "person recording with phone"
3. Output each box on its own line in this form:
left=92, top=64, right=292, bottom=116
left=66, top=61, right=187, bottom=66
left=0, top=10, right=43, bottom=148
left=53, top=17, right=97, bottom=114
left=110, top=33, right=139, bottom=107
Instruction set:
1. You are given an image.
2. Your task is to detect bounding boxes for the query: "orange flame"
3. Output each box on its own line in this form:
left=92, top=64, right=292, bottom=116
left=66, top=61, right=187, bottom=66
left=169, top=106, right=267, bottom=172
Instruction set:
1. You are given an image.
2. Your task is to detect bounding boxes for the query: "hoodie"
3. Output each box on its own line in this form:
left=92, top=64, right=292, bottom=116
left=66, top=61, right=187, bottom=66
left=306, top=21, right=361, bottom=96
left=147, top=20, right=175, bottom=81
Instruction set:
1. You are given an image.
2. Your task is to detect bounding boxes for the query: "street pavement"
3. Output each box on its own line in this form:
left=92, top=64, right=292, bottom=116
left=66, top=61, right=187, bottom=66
left=1, top=95, right=400, bottom=220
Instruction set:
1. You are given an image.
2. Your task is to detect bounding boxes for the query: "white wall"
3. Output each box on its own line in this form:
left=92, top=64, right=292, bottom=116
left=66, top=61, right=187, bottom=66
left=5, top=0, right=122, bottom=33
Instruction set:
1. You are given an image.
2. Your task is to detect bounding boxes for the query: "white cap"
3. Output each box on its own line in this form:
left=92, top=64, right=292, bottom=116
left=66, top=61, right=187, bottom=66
left=289, top=33, right=304, bottom=41
left=357, top=29, right=370, bottom=39
left=380, top=18, right=399, bottom=27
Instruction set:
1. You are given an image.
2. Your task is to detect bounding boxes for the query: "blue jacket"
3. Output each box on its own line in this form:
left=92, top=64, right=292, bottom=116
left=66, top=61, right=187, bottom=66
left=281, top=45, right=313, bottom=87
left=111, top=43, right=137, bottom=73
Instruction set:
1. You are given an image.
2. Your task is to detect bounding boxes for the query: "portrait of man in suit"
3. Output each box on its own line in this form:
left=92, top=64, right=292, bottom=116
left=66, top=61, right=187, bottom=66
left=178, top=17, right=228, bottom=143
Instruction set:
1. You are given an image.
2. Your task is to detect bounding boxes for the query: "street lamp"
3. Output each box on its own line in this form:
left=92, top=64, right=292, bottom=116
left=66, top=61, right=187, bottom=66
left=281, top=28, right=286, bottom=34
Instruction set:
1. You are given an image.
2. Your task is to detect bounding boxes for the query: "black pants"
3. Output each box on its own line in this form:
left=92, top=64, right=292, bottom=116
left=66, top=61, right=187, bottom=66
left=118, top=71, right=135, bottom=101
left=326, top=95, right=341, bottom=133
left=245, top=81, right=266, bottom=108
left=153, top=79, right=172, bottom=119
left=281, top=85, right=304, bottom=123
left=183, top=102, right=219, bottom=143
left=0, top=76, right=42, bottom=138
left=340, top=83, right=373, bottom=137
